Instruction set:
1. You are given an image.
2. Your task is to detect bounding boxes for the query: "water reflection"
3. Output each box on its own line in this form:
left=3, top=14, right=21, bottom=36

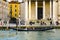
left=0, top=29, right=60, bottom=40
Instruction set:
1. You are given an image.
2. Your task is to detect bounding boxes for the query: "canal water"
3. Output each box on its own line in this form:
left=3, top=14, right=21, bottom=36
left=0, top=29, right=60, bottom=40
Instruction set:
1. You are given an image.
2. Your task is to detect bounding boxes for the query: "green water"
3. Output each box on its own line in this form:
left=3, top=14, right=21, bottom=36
left=0, top=29, right=60, bottom=40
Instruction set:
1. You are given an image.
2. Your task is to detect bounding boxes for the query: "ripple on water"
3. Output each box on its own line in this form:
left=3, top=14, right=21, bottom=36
left=0, top=29, right=60, bottom=40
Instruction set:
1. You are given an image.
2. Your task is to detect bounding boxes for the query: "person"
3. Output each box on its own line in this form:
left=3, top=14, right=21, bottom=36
left=44, top=23, right=46, bottom=25
left=40, top=21, right=43, bottom=25
left=20, top=20, right=25, bottom=25
left=36, top=21, right=39, bottom=23
left=43, top=22, right=44, bottom=25
left=49, top=18, right=51, bottom=20
left=50, top=21, right=52, bottom=25
left=56, top=21, right=59, bottom=25
left=42, top=22, right=46, bottom=25
left=16, top=19, right=19, bottom=28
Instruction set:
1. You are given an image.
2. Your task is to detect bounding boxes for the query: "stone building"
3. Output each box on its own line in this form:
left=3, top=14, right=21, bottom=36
left=1, top=0, right=60, bottom=25
left=0, top=0, right=8, bottom=25
left=8, top=1, right=20, bottom=23
left=20, top=0, right=60, bottom=25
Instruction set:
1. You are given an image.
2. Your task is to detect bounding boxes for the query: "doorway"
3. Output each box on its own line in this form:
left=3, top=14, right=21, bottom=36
left=9, top=17, right=16, bottom=24
left=37, top=7, right=43, bottom=20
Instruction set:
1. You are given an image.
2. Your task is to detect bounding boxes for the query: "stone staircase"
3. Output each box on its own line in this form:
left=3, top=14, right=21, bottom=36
left=27, top=18, right=52, bottom=26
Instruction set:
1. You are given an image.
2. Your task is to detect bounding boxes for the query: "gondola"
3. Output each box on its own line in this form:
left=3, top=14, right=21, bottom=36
left=10, top=26, right=54, bottom=31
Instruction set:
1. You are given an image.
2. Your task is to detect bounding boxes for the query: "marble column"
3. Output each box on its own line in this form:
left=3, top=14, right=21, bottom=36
left=25, top=0, right=28, bottom=25
left=29, top=0, right=31, bottom=20
left=35, top=0, right=38, bottom=20
left=53, top=0, right=58, bottom=25
left=50, top=0, right=52, bottom=18
left=43, top=0, right=45, bottom=19
left=58, top=0, right=60, bottom=23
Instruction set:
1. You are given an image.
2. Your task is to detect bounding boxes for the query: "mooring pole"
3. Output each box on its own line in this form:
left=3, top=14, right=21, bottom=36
left=16, top=18, right=19, bottom=30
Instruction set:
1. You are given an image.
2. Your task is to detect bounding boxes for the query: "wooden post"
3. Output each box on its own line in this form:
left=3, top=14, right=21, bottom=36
left=16, top=18, right=18, bottom=35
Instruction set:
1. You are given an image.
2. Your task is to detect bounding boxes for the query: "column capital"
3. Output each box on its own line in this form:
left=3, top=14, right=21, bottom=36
left=53, top=0, right=57, bottom=1
left=24, top=0, right=28, bottom=2
left=29, top=0, right=31, bottom=1
left=35, top=0, right=37, bottom=1
left=43, top=0, right=45, bottom=1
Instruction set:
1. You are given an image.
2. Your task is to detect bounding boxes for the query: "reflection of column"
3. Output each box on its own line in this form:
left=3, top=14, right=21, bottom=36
left=25, top=0, right=28, bottom=21
left=43, top=0, right=45, bottom=19
left=29, top=0, right=31, bottom=20
left=35, top=0, right=37, bottom=20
